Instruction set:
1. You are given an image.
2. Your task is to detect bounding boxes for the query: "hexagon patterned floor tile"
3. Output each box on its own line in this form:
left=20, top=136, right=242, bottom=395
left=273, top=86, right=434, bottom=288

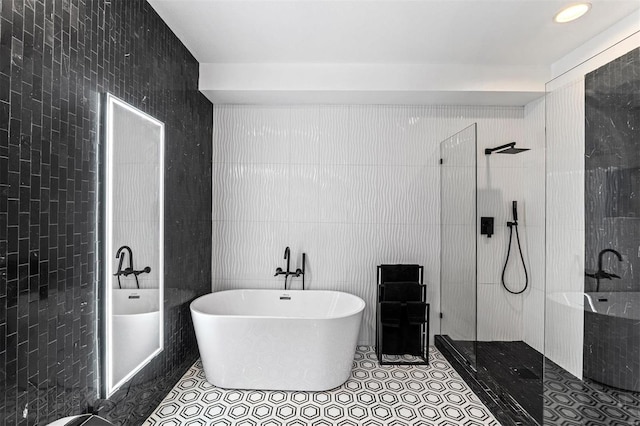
left=144, top=346, right=500, bottom=425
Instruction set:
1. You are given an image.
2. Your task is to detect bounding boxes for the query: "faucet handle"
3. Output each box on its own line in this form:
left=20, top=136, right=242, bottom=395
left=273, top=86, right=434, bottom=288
left=274, top=267, right=283, bottom=276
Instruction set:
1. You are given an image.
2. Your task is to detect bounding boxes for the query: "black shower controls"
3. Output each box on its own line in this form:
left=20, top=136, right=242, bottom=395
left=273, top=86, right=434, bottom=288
left=481, top=217, right=495, bottom=238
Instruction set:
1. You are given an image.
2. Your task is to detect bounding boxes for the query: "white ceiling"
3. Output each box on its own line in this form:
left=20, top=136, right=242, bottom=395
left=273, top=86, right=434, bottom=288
left=148, top=0, right=640, bottom=105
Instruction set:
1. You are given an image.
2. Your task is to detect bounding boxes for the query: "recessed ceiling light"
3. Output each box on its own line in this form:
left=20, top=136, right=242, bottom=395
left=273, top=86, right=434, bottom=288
left=554, top=3, right=592, bottom=23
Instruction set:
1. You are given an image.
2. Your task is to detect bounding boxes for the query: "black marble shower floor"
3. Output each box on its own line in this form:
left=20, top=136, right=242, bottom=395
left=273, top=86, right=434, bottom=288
left=463, top=340, right=542, bottom=423
left=436, top=337, right=542, bottom=425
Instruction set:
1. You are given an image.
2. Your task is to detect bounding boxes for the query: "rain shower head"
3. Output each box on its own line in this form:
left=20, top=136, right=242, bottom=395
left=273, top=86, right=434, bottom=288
left=498, top=147, right=530, bottom=154
left=485, top=142, right=530, bottom=155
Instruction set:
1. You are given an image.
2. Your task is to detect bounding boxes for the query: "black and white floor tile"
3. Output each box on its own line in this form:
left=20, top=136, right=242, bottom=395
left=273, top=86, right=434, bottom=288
left=543, top=359, right=640, bottom=426
left=144, top=346, right=500, bottom=425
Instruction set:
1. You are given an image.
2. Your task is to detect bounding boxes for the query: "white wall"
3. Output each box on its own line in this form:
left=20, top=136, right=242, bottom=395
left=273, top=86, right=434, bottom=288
left=211, top=104, right=527, bottom=345
left=522, top=97, right=546, bottom=353
left=545, top=79, right=585, bottom=379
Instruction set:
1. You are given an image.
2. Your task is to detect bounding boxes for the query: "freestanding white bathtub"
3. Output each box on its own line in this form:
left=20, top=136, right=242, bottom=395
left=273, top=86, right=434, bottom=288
left=190, top=289, right=365, bottom=391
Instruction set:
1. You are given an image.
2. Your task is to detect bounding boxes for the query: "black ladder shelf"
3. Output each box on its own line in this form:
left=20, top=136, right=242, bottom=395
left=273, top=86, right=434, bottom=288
left=376, top=264, right=429, bottom=365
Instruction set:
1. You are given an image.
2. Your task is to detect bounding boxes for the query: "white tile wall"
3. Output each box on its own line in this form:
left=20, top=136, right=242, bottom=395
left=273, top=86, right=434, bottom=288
left=474, top=97, right=546, bottom=346
left=212, top=105, right=535, bottom=345
left=477, top=282, right=523, bottom=341
left=544, top=79, right=586, bottom=379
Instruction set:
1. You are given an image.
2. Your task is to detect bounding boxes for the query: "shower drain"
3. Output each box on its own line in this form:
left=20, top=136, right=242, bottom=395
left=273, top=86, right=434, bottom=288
left=510, top=366, right=540, bottom=380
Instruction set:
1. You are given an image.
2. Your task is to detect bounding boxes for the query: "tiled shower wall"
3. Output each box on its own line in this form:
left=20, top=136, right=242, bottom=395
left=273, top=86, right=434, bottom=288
left=477, top=98, right=545, bottom=349
left=521, top=97, right=545, bottom=353
left=0, top=1, right=212, bottom=425
left=545, top=77, right=587, bottom=380
left=211, top=105, right=541, bottom=346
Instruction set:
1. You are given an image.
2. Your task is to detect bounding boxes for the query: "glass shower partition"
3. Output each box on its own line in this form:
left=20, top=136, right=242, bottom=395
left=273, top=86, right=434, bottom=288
left=544, top=42, right=640, bottom=425
left=439, top=123, right=478, bottom=371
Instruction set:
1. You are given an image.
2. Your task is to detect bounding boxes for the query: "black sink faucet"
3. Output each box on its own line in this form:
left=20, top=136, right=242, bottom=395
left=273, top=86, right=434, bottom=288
left=586, top=248, right=623, bottom=292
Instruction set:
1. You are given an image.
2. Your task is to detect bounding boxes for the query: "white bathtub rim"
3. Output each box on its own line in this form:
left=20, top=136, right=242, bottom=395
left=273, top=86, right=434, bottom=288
left=548, top=291, right=640, bottom=320
left=191, top=289, right=366, bottom=320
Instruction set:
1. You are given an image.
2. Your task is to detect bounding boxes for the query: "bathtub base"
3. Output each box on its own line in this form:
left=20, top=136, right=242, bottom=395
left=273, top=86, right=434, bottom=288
left=584, top=310, right=640, bottom=392
left=199, top=316, right=361, bottom=391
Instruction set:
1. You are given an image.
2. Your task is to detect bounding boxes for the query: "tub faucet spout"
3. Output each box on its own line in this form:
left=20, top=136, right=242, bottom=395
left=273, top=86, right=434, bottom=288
left=115, top=245, right=134, bottom=289
left=274, top=247, right=294, bottom=289
left=114, top=245, right=149, bottom=289
left=586, top=248, right=623, bottom=292
left=598, top=248, right=622, bottom=272
left=284, top=246, right=290, bottom=275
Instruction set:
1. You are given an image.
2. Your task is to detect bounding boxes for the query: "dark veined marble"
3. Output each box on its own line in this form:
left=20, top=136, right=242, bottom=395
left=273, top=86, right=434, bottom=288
left=583, top=46, right=640, bottom=422
left=584, top=47, right=640, bottom=293
left=0, top=1, right=213, bottom=425
left=435, top=336, right=542, bottom=426
left=583, top=309, right=640, bottom=392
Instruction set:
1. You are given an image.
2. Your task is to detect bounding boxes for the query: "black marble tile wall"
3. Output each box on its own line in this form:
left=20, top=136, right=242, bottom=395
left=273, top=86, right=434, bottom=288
left=583, top=46, right=640, bottom=420
left=0, top=1, right=213, bottom=425
left=585, top=47, right=640, bottom=293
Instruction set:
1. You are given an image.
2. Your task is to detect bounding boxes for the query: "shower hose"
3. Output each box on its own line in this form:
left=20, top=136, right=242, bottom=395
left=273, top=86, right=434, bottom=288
left=501, top=222, right=529, bottom=295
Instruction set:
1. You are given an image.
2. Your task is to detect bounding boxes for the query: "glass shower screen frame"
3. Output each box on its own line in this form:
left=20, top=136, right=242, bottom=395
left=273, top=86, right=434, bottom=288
left=439, top=123, right=478, bottom=371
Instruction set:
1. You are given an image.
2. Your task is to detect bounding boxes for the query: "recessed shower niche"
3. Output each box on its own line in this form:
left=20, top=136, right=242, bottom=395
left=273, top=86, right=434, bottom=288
left=101, top=94, right=165, bottom=397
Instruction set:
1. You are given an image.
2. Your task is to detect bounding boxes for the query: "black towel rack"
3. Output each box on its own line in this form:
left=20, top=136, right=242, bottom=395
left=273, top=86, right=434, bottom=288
left=376, top=264, right=429, bottom=365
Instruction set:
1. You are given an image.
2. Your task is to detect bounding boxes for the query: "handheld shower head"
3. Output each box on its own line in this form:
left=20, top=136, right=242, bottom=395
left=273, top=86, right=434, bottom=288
left=512, top=201, right=518, bottom=223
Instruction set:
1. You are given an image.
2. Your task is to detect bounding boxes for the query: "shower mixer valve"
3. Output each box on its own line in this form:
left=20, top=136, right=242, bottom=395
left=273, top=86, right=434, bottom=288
left=481, top=217, right=494, bottom=238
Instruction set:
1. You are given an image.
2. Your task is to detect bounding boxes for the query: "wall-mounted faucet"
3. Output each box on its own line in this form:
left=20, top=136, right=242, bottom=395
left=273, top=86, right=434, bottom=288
left=284, top=246, right=290, bottom=276
left=115, top=245, right=134, bottom=289
left=585, top=248, right=622, bottom=292
left=274, top=246, right=290, bottom=278
left=274, top=247, right=306, bottom=290
left=114, top=245, right=151, bottom=289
